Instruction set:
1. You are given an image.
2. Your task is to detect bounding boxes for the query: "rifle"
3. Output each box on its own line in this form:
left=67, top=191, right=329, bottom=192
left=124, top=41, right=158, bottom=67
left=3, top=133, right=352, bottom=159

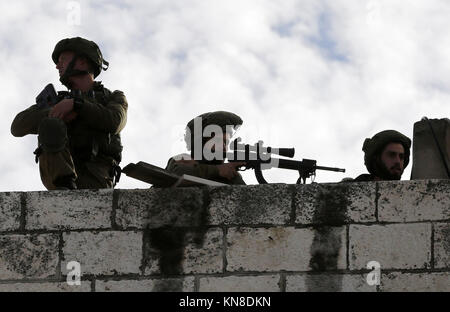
left=35, top=83, right=79, bottom=109
left=36, top=84, right=60, bottom=108
left=33, top=84, right=83, bottom=163
left=227, top=138, right=346, bottom=184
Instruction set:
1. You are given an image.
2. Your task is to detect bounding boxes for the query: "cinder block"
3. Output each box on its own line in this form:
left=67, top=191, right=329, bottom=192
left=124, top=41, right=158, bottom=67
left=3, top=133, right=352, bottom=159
left=143, top=228, right=223, bottom=275
left=349, top=224, right=431, bottom=270
left=434, top=223, right=450, bottom=269
left=226, top=227, right=346, bottom=272
left=96, top=277, right=195, bottom=292
left=0, top=281, right=91, bottom=292
left=26, top=189, right=113, bottom=230
left=294, top=182, right=376, bottom=225
left=208, top=184, right=291, bottom=225
left=62, top=231, right=142, bottom=276
left=199, top=275, right=280, bottom=292
left=380, top=272, right=450, bottom=292
left=0, top=234, right=59, bottom=279
left=286, top=274, right=376, bottom=292
left=378, top=180, right=450, bottom=222
left=0, top=192, right=21, bottom=232
left=116, top=188, right=204, bottom=229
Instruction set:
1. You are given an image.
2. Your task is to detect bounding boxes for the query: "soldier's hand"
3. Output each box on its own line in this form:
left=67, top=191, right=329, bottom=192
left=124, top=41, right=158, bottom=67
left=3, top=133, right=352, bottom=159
left=49, top=99, right=74, bottom=120
left=217, top=162, right=245, bottom=180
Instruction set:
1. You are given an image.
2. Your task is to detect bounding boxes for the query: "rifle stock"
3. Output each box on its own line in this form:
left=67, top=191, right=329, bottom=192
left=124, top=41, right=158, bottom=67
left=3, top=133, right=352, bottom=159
left=36, top=84, right=59, bottom=109
left=36, top=83, right=74, bottom=109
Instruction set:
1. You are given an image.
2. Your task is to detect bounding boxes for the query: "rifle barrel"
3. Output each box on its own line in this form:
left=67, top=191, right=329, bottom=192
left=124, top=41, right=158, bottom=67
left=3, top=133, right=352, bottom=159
left=227, top=152, right=345, bottom=173
left=277, top=159, right=345, bottom=173
left=315, top=165, right=346, bottom=173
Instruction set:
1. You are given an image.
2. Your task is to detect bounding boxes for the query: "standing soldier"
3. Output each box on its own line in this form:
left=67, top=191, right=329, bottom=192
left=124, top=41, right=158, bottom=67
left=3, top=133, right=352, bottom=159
left=348, top=130, right=411, bottom=182
left=11, top=37, right=127, bottom=190
left=166, top=111, right=246, bottom=185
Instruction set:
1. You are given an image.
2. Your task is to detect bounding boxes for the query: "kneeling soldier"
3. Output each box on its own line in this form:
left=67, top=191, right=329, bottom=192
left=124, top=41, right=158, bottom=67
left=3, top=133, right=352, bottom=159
left=11, top=37, right=127, bottom=190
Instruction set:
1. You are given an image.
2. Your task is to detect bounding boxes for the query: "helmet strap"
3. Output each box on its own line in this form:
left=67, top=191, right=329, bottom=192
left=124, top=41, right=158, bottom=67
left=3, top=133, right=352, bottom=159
left=59, top=54, right=91, bottom=88
left=102, top=59, right=109, bottom=71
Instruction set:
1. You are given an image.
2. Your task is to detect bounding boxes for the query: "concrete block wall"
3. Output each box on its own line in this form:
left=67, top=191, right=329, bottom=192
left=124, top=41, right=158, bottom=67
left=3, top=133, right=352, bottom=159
left=0, top=180, right=448, bottom=292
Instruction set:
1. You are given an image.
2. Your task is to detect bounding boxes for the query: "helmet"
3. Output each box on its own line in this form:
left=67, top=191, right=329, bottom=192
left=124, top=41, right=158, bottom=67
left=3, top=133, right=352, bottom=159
left=362, top=130, right=412, bottom=175
left=186, top=111, right=242, bottom=133
left=52, top=37, right=109, bottom=78
left=185, top=111, right=243, bottom=151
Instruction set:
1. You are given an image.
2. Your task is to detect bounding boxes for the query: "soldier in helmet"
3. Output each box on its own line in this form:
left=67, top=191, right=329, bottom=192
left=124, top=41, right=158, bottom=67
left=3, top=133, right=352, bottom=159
left=165, top=111, right=246, bottom=185
left=11, top=37, right=127, bottom=190
left=348, top=130, right=411, bottom=182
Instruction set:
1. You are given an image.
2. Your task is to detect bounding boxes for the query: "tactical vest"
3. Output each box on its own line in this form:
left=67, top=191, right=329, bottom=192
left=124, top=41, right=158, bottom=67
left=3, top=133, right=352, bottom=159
left=67, top=83, right=123, bottom=165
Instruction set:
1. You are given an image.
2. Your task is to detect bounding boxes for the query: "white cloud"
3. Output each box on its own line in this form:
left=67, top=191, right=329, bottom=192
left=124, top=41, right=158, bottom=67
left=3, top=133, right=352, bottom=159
left=0, top=0, right=448, bottom=191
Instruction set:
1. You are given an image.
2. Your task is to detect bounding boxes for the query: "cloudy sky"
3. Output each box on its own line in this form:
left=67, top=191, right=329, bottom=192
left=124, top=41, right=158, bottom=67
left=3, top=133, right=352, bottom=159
left=1, top=0, right=448, bottom=191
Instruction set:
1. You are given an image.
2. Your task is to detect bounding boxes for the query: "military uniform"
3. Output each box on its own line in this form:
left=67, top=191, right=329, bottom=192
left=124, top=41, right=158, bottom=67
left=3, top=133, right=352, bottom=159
left=165, top=111, right=246, bottom=185
left=11, top=82, right=127, bottom=189
left=347, top=174, right=376, bottom=182
left=165, top=154, right=246, bottom=185
left=10, top=37, right=127, bottom=190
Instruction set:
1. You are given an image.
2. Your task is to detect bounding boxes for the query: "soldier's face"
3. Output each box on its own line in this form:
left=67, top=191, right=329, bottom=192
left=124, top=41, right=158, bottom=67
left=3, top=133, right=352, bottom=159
left=56, top=51, right=76, bottom=77
left=205, top=133, right=230, bottom=157
left=380, top=143, right=405, bottom=179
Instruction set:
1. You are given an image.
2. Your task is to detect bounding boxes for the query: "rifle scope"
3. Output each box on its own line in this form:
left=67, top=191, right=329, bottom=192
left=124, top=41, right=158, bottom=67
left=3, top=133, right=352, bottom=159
left=230, top=138, right=295, bottom=158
